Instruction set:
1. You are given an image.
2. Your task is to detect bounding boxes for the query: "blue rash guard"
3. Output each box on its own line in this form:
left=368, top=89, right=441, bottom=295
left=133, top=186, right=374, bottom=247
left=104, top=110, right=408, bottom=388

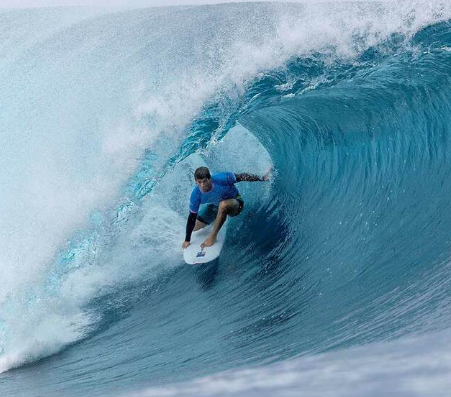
left=189, top=172, right=239, bottom=214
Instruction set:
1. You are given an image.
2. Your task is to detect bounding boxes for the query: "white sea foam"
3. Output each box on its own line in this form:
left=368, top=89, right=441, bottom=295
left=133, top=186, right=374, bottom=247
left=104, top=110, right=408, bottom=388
left=122, top=330, right=451, bottom=397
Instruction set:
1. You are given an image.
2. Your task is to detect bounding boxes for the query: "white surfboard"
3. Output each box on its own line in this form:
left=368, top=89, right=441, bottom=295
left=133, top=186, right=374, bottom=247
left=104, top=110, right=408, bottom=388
left=183, top=222, right=227, bottom=265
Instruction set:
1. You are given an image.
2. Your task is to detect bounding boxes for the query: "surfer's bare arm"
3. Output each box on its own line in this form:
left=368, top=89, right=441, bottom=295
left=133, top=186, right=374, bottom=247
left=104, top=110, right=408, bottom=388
left=235, top=167, right=272, bottom=182
left=183, top=212, right=197, bottom=248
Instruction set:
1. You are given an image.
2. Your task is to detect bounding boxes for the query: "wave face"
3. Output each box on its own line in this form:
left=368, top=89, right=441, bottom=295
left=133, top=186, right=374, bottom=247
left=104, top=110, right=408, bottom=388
left=2, top=2, right=451, bottom=397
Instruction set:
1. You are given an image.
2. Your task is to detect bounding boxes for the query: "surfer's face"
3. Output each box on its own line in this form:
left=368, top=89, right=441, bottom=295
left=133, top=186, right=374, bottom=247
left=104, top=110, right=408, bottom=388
left=196, top=177, right=212, bottom=193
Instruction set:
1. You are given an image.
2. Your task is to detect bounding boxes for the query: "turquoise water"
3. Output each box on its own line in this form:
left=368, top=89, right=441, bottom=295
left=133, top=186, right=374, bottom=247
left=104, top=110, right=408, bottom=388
left=2, top=3, right=451, bottom=396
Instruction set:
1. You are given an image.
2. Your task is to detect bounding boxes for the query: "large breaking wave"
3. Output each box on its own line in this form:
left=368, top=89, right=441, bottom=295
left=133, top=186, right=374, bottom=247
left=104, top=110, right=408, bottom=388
left=2, top=2, right=451, bottom=397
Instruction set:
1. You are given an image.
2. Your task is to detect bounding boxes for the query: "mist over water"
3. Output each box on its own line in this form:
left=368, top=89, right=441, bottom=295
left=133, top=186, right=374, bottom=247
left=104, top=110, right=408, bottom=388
left=1, top=2, right=451, bottom=396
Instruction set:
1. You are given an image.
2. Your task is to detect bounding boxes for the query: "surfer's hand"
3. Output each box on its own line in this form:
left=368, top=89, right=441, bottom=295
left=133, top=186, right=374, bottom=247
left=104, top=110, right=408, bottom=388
left=182, top=241, right=190, bottom=249
left=263, top=166, right=273, bottom=181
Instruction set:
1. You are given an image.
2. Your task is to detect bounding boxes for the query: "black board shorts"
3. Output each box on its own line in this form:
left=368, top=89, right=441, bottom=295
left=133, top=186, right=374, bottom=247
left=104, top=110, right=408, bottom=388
left=197, top=195, right=244, bottom=224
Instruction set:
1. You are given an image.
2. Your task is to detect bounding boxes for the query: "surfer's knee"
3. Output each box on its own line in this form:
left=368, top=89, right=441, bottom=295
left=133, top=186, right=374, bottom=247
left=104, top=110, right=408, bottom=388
left=220, top=199, right=239, bottom=216
left=218, top=200, right=229, bottom=211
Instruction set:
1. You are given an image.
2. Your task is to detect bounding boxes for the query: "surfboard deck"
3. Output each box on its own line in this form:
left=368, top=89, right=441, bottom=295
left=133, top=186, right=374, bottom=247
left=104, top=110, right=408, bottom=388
left=183, top=222, right=227, bottom=265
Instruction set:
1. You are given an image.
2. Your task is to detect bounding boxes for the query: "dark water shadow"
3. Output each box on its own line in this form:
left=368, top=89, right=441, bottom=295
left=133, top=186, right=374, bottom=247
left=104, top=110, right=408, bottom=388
left=191, top=259, right=220, bottom=291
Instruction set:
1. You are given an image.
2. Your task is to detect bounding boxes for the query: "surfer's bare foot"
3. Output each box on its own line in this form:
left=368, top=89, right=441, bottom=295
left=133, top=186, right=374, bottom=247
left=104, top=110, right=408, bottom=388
left=201, top=235, right=216, bottom=248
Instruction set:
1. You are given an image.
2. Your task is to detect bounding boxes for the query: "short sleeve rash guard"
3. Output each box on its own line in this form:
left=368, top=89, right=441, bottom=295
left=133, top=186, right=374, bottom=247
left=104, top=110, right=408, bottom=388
left=189, top=172, right=239, bottom=213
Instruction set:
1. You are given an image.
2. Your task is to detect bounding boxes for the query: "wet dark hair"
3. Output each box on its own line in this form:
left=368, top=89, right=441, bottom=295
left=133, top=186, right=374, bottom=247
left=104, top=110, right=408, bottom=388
left=194, top=166, right=211, bottom=180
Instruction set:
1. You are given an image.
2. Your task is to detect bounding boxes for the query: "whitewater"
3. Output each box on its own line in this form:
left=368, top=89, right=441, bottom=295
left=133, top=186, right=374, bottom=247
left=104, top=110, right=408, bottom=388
left=2, top=1, right=451, bottom=396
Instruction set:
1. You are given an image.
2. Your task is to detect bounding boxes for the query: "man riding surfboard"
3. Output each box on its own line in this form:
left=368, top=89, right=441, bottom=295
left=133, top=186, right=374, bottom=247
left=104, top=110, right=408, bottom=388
left=182, top=166, right=272, bottom=249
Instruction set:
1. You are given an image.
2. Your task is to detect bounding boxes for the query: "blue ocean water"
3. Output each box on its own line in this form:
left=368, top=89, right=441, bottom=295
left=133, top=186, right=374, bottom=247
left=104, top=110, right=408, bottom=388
left=2, top=2, right=451, bottom=396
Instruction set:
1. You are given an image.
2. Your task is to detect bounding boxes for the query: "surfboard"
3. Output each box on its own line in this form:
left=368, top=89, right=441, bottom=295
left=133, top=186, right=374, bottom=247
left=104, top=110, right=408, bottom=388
left=183, top=222, right=227, bottom=265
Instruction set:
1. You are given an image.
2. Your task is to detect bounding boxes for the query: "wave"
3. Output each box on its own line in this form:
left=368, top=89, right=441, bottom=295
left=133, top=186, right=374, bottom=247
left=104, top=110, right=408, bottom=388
left=1, top=2, right=451, bottom=397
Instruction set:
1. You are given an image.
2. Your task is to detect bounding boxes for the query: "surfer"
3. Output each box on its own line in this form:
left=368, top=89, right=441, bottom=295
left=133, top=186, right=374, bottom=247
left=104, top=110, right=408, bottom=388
left=182, top=166, right=272, bottom=249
